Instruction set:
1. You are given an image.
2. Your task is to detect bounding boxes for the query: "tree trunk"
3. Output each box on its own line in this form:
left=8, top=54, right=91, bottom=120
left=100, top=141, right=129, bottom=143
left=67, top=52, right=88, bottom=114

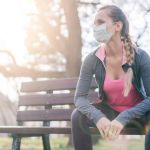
left=61, top=0, right=82, bottom=77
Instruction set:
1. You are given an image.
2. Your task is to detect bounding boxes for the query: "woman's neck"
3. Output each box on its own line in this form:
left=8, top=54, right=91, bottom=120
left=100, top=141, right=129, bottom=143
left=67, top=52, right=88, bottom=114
left=105, top=37, right=123, bottom=58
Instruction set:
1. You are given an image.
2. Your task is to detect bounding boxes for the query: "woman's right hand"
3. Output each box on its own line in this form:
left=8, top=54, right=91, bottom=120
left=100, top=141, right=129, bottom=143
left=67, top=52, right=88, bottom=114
left=96, top=117, right=111, bottom=138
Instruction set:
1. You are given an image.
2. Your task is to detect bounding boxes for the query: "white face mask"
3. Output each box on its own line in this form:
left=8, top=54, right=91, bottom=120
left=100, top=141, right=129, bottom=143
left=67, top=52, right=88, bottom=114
left=93, top=23, right=113, bottom=43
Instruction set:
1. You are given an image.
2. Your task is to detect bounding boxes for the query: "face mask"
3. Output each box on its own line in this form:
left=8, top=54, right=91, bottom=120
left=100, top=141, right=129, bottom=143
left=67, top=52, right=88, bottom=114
left=93, top=23, right=113, bottom=43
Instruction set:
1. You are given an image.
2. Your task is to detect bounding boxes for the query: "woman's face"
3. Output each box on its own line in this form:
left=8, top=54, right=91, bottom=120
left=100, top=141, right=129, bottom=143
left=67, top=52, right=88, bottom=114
left=94, top=9, right=122, bottom=37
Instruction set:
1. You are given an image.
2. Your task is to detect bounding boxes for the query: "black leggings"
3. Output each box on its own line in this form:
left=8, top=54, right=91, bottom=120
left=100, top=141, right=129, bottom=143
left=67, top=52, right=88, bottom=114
left=71, top=102, right=150, bottom=150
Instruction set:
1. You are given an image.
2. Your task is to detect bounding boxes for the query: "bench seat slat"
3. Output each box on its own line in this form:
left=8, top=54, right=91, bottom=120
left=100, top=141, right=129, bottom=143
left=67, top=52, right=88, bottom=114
left=19, top=92, right=98, bottom=106
left=17, top=109, right=74, bottom=121
left=0, top=126, right=144, bottom=135
left=0, top=127, right=71, bottom=134
left=21, top=78, right=97, bottom=93
left=19, top=94, right=75, bottom=106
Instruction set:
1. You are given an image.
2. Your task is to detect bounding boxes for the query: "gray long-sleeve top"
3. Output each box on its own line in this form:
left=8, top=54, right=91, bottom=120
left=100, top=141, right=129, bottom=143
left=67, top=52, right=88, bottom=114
left=74, top=47, right=150, bottom=126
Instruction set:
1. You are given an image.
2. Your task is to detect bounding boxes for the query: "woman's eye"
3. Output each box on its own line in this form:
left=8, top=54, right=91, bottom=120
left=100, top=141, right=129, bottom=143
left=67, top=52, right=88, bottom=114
left=95, top=20, right=105, bottom=25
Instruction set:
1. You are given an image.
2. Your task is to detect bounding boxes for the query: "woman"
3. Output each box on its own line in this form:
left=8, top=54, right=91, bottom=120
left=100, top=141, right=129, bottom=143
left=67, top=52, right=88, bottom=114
left=71, top=5, right=150, bottom=150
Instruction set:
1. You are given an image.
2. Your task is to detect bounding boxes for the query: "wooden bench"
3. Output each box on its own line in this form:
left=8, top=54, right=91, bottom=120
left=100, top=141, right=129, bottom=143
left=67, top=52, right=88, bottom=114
left=0, top=78, right=146, bottom=150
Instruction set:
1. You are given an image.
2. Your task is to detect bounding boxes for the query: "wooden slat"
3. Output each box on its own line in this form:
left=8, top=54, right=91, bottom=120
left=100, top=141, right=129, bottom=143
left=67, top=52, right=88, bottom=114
left=19, top=92, right=98, bottom=106
left=21, top=78, right=97, bottom=93
left=0, top=126, right=144, bottom=135
left=0, top=127, right=71, bottom=134
left=17, top=109, right=74, bottom=121
left=19, top=93, right=74, bottom=106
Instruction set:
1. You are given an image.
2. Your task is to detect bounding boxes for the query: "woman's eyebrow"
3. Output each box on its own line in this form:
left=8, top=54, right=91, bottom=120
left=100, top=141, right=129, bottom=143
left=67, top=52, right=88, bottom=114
left=94, top=19, right=105, bottom=24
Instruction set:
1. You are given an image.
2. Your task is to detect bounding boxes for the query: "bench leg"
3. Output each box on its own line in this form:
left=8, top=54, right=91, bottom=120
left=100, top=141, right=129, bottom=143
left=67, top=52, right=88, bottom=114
left=12, top=135, right=21, bottom=150
left=42, top=134, right=51, bottom=150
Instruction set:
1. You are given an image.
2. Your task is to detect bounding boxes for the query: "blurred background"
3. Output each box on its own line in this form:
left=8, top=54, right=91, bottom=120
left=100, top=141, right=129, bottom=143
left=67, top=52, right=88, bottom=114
left=0, top=0, right=149, bottom=149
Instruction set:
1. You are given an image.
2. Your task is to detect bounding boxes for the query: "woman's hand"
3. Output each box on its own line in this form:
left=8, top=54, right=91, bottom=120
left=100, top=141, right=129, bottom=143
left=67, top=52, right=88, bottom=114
left=108, top=119, right=124, bottom=140
left=96, top=117, right=111, bottom=138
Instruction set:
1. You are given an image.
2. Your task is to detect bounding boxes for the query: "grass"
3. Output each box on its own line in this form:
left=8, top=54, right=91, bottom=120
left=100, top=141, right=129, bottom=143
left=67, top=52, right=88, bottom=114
left=0, top=135, right=145, bottom=150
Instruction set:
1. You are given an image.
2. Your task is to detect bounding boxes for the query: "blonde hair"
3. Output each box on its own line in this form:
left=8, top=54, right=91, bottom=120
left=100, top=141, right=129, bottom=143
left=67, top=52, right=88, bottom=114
left=121, top=35, right=135, bottom=96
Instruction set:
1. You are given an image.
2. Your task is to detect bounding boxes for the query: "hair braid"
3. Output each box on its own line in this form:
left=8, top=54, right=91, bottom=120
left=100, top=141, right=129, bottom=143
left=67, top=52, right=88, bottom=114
left=121, top=35, right=135, bottom=96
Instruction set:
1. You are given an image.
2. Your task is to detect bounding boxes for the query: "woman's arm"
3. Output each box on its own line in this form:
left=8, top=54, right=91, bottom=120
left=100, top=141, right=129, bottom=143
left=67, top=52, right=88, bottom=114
left=115, top=50, right=150, bottom=126
left=74, top=52, right=106, bottom=124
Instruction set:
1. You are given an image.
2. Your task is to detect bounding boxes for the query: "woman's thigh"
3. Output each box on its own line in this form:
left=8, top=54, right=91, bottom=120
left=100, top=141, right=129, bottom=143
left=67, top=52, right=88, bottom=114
left=71, top=102, right=120, bottom=128
left=71, top=103, right=119, bottom=136
left=93, top=102, right=120, bottom=120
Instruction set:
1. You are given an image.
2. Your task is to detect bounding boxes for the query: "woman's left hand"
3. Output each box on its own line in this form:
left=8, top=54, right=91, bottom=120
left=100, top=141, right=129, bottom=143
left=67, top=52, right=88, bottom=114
left=107, top=119, right=124, bottom=140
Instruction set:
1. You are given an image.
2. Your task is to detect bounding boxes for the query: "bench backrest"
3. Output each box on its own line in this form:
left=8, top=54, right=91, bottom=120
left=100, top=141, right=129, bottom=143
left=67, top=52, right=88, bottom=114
left=17, top=78, right=98, bottom=123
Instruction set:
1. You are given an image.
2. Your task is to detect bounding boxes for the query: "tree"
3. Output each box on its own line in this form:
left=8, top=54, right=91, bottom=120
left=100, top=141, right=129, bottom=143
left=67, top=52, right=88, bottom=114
left=25, top=0, right=82, bottom=78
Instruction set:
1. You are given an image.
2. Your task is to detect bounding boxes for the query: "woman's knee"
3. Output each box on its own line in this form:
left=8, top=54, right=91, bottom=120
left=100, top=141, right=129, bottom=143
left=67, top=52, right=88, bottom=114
left=71, top=108, right=94, bottom=127
left=71, top=108, right=90, bottom=129
left=71, top=108, right=82, bottom=124
left=71, top=109, right=92, bottom=136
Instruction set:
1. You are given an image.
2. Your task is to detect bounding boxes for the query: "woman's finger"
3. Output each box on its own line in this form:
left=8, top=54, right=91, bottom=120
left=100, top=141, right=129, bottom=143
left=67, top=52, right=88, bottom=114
left=99, top=128, right=105, bottom=138
left=111, top=125, right=117, bottom=136
left=108, top=124, right=118, bottom=140
left=104, top=124, right=111, bottom=138
left=116, top=127, right=122, bottom=137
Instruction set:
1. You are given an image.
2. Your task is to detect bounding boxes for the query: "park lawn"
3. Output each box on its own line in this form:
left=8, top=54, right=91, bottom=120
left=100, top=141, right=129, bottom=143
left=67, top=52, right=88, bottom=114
left=0, top=135, right=145, bottom=150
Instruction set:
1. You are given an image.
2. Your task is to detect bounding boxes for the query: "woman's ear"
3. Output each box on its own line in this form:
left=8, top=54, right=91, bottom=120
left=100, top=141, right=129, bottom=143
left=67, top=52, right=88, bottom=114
left=115, top=21, right=123, bottom=32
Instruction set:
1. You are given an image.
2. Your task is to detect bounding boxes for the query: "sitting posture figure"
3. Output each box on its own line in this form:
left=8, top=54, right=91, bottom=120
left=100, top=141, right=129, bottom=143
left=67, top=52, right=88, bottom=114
left=71, top=5, right=150, bottom=150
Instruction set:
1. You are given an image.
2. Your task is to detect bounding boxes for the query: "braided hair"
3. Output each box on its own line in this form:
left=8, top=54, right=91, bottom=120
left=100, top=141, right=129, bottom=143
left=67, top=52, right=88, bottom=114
left=98, top=5, right=135, bottom=96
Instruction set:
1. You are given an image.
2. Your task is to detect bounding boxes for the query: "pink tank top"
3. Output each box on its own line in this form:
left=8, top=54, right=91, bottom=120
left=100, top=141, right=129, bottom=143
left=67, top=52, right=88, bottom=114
left=103, top=73, right=143, bottom=112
